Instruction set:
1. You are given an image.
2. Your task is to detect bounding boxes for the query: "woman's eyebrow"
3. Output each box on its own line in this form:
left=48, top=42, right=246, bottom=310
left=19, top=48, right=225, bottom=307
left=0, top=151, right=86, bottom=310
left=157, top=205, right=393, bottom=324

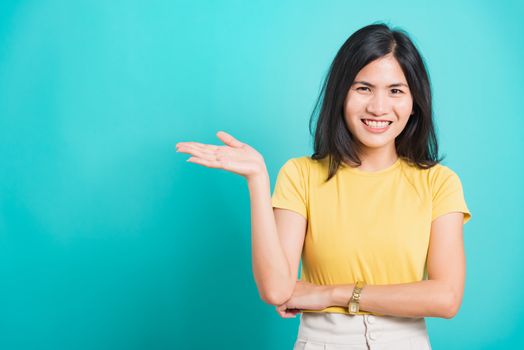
left=352, top=80, right=409, bottom=88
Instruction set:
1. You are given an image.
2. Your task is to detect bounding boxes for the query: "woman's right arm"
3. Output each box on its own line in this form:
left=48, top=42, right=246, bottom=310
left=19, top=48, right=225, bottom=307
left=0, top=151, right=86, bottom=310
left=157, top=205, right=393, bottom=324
left=247, top=172, right=297, bottom=305
left=176, top=131, right=301, bottom=305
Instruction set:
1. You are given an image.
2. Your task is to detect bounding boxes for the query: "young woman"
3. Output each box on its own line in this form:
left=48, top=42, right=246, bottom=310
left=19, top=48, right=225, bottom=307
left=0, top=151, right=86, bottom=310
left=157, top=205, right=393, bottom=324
left=176, top=22, right=471, bottom=350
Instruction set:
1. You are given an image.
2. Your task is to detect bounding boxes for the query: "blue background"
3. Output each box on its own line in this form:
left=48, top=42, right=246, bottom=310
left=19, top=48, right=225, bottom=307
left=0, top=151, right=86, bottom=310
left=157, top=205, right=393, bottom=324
left=1, top=0, right=523, bottom=349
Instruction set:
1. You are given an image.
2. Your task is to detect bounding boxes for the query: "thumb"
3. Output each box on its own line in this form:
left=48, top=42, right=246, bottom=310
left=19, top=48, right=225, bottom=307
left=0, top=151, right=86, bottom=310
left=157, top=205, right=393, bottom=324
left=216, top=131, right=244, bottom=148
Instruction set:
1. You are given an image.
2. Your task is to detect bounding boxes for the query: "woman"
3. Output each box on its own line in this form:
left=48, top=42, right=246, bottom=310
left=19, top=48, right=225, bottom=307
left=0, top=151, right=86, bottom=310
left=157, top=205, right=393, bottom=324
left=176, top=22, right=471, bottom=350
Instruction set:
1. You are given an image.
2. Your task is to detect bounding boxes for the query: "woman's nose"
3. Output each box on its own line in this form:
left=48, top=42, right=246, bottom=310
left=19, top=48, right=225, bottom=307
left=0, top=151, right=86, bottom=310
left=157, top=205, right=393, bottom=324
left=366, top=91, right=390, bottom=116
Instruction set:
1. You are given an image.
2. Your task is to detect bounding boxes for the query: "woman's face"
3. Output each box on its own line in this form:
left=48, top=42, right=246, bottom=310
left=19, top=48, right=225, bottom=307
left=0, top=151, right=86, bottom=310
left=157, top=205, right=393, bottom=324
left=344, top=54, right=414, bottom=154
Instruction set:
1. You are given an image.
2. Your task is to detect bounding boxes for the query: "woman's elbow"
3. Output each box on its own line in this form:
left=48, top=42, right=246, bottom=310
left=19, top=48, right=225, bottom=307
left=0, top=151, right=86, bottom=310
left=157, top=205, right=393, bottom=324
left=260, top=283, right=295, bottom=306
left=441, top=290, right=462, bottom=319
left=261, top=292, right=285, bottom=306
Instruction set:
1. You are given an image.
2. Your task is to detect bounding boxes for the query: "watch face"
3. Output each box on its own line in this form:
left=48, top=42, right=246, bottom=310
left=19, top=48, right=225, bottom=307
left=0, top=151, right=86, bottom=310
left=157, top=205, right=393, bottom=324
left=349, top=303, right=358, bottom=313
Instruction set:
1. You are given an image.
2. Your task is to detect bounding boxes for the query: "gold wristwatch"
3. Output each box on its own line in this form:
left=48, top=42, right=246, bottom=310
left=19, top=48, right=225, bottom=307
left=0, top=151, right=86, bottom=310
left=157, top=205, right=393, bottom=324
left=348, top=281, right=366, bottom=314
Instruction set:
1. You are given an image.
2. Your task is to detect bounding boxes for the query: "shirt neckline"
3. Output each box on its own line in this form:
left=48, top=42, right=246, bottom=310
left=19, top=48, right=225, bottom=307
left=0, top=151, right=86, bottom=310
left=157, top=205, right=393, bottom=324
left=341, top=157, right=402, bottom=177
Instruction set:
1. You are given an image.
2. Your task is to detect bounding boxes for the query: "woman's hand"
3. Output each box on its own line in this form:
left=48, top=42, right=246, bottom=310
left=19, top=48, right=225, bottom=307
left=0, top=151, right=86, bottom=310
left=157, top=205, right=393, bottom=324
left=176, top=131, right=267, bottom=182
left=275, top=280, right=332, bottom=318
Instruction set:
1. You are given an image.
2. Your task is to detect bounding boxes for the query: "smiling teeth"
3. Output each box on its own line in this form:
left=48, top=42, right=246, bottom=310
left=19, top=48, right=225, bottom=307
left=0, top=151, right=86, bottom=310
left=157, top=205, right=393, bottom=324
left=364, top=120, right=390, bottom=128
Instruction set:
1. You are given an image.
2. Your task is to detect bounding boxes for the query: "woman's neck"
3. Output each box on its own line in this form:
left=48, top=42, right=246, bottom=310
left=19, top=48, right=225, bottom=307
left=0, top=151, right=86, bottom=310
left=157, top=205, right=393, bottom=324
left=356, top=148, right=399, bottom=172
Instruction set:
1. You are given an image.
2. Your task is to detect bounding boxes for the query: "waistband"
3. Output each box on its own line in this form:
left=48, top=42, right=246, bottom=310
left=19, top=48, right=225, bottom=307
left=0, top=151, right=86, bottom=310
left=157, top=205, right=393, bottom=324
left=297, top=312, right=428, bottom=345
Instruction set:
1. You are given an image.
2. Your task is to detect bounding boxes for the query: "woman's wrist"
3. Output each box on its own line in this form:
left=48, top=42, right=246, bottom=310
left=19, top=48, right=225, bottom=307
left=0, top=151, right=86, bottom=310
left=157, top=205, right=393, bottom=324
left=329, top=284, right=356, bottom=307
left=247, top=169, right=269, bottom=189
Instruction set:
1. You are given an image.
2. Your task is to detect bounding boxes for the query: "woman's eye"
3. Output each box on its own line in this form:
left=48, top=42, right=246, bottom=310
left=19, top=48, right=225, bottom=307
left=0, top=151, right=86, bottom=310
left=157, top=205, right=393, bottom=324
left=355, top=87, right=404, bottom=94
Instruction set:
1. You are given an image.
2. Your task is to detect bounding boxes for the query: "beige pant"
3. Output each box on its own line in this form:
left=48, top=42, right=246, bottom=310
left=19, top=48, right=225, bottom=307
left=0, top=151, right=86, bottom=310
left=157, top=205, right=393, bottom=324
left=294, top=312, right=432, bottom=350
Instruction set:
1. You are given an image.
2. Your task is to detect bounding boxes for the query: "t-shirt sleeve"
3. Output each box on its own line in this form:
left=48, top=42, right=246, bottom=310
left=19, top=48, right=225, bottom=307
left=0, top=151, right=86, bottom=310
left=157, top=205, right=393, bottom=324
left=431, top=166, right=472, bottom=224
left=271, top=158, right=308, bottom=220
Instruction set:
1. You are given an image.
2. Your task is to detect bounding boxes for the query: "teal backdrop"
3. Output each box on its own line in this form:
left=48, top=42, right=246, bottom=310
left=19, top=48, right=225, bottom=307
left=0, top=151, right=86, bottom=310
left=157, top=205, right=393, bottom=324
left=1, top=0, right=523, bottom=349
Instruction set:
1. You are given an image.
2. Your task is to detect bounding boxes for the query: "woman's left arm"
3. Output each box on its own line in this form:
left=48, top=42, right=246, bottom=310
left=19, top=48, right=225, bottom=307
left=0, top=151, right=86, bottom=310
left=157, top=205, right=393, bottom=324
left=279, top=212, right=466, bottom=319
left=334, top=211, right=466, bottom=318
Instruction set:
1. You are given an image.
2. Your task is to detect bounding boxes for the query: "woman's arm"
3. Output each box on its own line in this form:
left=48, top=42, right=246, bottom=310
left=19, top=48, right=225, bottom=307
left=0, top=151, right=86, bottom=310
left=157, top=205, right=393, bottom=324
left=328, top=212, right=466, bottom=318
left=278, top=211, right=466, bottom=319
left=330, top=280, right=454, bottom=318
left=248, top=174, right=297, bottom=305
left=176, top=131, right=296, bottom=305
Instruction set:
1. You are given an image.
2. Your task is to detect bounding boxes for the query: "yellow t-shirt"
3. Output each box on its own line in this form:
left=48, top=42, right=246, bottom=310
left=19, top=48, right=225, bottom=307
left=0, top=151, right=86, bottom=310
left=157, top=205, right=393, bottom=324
left=271, top=156, right=472, bottom=316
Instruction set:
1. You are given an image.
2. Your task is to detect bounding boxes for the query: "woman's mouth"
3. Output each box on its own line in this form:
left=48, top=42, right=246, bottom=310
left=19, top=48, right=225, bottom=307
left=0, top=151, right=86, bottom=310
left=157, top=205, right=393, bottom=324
left=361, top=119, right=392, bottom=133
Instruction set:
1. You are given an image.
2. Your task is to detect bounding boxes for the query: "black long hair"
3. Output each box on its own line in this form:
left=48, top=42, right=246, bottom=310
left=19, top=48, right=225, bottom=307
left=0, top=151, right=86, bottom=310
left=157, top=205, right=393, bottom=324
left=309, top=22, right=444, bottom=182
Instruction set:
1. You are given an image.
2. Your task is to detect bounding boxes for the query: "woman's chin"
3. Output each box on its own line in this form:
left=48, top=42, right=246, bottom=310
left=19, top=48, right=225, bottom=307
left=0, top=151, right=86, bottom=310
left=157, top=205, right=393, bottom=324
left=359, top=138, right=394, bottom=150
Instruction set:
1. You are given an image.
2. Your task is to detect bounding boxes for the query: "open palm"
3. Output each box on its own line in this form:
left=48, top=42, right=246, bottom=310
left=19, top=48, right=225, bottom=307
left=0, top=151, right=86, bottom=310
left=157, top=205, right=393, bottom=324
left=176, top=131, right=267, bottom=181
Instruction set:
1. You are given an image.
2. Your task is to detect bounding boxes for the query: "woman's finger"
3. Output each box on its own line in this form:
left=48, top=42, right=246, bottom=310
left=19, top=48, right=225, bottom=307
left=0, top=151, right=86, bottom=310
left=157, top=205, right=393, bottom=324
left=186, top=157, right=223, bottom=169
left=179, top=147, right=217, bottom=163
left=178, top=142, right=220, bottom=152
left=276, top=307, right=290, bottom=318
left=177, top=144, right=218, bottom=159
left=216, top=131, right=244, bottom=148
left=179, top=146, right=237, bottom=171
left=275, top=306, right=300, bottom=318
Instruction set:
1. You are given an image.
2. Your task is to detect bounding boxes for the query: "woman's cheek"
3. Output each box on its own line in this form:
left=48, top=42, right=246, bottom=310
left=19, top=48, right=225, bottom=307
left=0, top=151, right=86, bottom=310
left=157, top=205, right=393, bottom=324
left=396, top=97, right=414, bottom=115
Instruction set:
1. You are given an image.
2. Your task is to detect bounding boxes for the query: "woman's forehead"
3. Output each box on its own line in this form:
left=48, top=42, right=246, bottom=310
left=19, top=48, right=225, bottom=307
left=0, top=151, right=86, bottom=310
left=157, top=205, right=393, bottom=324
left=355, top=56, right=408, bottom=85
